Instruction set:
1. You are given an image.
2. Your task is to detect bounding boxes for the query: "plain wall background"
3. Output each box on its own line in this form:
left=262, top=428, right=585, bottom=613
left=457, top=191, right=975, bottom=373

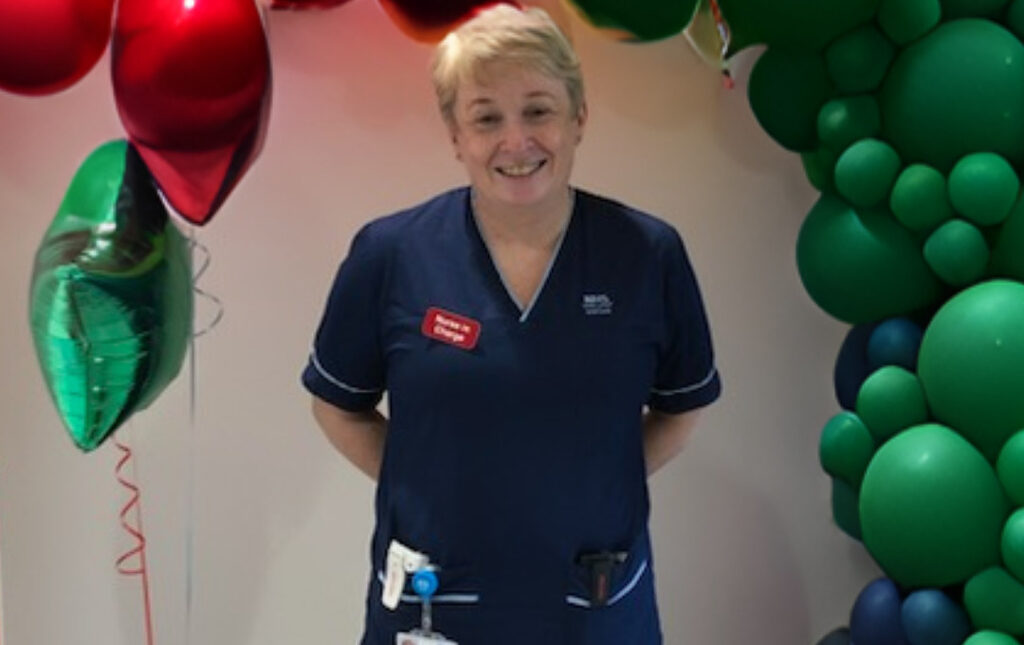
left=0, top=2, right=881, bottom=643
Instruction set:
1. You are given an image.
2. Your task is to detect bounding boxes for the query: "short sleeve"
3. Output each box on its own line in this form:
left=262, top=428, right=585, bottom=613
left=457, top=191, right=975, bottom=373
left=301, top=224, right=388, bottom=412
left=647, top=229, right=721, bottom=413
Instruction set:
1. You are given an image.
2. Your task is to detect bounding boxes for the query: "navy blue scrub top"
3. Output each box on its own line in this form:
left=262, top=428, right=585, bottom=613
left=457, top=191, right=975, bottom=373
left=302, top=187, right=721, bottom=644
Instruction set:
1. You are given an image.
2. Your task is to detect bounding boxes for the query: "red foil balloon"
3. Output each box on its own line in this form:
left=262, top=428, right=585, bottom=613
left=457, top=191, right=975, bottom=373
left=0, top=0, right=115, bottom=95
left=269, top=0, right=353, bottom=9
left=379, top=0, right=518, bottom=43
left=112, top=0, right=271, bottom=225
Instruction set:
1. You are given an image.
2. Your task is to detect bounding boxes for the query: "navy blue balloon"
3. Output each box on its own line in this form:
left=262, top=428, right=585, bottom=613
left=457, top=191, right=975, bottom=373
left=817, top=626, right=852, bottom=645
left=850, top=578, right=909, bottom=645
left=834, top=323, right=877, bottom=410
left=901, top=589, right=971, bottom=645
left=867, top=317, right=923, bottom=371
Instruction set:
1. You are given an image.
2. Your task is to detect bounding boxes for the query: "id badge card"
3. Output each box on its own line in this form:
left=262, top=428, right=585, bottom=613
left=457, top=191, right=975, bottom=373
left=396, top=632, right=458, bottom=645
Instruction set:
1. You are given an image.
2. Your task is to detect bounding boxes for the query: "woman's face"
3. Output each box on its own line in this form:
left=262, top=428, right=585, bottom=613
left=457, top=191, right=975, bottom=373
left=449, top=61, right=586, bottom=214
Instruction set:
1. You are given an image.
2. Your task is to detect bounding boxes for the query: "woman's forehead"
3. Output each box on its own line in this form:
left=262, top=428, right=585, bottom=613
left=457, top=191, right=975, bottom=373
left=457, top=61, right=567, bottom=99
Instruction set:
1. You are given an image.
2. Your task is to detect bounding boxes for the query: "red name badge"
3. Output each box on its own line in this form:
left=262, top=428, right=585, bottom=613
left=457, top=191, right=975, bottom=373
left=421, top=307, right=481, bottom=351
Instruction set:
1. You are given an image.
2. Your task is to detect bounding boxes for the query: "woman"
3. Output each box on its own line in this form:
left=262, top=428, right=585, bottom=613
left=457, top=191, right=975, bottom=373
left=302, top=5, right=720, bottom=643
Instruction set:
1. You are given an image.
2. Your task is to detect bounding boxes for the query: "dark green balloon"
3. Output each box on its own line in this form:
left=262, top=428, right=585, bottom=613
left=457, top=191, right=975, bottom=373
left=997, top=430, right=1024, bottom=506
left=817, top=95, right=881, bottom=152
left=990, top=196, right=1024, bottom=281
left=881, top=19, right=1024, bottom=171
left=802, top=146, right=839, bottom=192
left=748, top=48, right=833, bottom=151
left=964, top=567, right=1024, bottom=635
left=860, top=424, right=1009, bottom=586
left=834, top=138, right=903, bottom=208
left=29, top=140, right=192, bottom=452
left=941, top=0, right=1010, bottom=18
left=1009, top=0, right=1024, bottom=41
left=832, top=477, right=863, bottom=541
left=918, top=280, right=1024, bottom=461
left=825, top=25, right=895, bottom=94
left=878, top=0, right=941, bottom=45
left=820, top=411, right=876, bottom=488
left=718, top=0, right=880, bottom=53
left=856, top=366, right=929, bottom=442
left=890, top=164, right=954, bottom=232
left=923, top=219, right=990, bottom=287
left=1003, top=509, right=1024, bottom=584
left=948, top=153, right=1020, bottom=226
left=566, top=0, right=698, bottom=41
left=796, top=193, right=944, bottom=323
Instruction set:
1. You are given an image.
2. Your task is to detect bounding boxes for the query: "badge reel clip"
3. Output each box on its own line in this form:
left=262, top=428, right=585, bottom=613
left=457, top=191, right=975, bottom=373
left=386, top=540, right=457, bottom=645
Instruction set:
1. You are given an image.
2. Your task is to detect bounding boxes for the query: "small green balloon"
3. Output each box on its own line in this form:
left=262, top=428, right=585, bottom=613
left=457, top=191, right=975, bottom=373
left=820, top=411, right=876, bottom=488
left=566, top=0, right=699, bottom=41
left=860, top=424, right=1009, bottom=586
left=856, top=366, right=929, bottom=442
left=923, top=219, right=990, bottom=287
left=941, top=0, right=1010, bottom=18
left=818, top=96, right=882, bottom=152
left=802, top=147, right=839, bottom=192
left=918, top=280, right=1024, bottom=461
left=890, top=164, right=954, bottom=232
left=718, top=0, right=880, bottom=52
left=991, top=197, right=1024, bottom=281
left=832, top=477, right=863, bottom=540
left=997, top=430, right=1024, bottom=506
left=878, top=0, right=941, bottom=44
left=825, top=25, right=895, bottom=94
left=835, top=138, right=903, bottom=207
left=1002, top=509, right=1024, bottom=584
left=964, top=567, right=1024, bottom=635
left=881, top=20, right=1024, bottom=172
left=748, top=48, right=833, bottom=151
left=949, top=153, right=1021, bottom=226
left=796, top=193, right=944, bottom=323
left=964, top=631, right=1023, bottom=645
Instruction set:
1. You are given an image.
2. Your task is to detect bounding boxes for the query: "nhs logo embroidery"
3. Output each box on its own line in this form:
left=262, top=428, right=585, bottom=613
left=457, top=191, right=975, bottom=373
left=582, top=293, right=613, bottom=316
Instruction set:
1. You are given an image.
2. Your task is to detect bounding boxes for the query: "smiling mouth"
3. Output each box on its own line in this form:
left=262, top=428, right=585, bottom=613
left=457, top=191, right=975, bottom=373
left=496, top=160, right=547, bottom=177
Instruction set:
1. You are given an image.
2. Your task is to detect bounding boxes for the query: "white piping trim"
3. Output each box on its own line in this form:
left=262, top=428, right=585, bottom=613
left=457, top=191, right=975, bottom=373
left=309, top=349, right=381, bottom=394
left=375, top=571, right=480, bottom=604
left=566, top=559, right=649, bottom=608
left=651, top=366, right=718, bottom=396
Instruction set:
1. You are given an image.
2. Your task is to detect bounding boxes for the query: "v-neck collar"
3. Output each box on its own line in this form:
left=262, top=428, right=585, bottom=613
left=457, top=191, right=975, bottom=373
left=466, top=188, right=577, bottom=323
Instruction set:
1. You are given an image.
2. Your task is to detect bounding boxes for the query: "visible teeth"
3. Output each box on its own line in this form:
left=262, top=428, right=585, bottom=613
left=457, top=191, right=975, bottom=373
left=499, top=161, right=543, bottom=176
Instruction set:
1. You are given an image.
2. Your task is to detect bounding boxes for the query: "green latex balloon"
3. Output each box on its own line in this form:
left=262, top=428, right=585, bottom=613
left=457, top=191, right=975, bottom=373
left=941, top=0, right=1010, bottom=18
left=949, top=153, right=1020, bottom=226
left=834, top=138, right=903, bottom=208
left=820, top=411, right=876, bottom=488
left=856, top=366, right=929, bottom=443
left=881, top=20, right=1024, bottom=172
left=30, top=140, right=192, bottom=452
left=832, top=477, right=863, bottom=541
left=997, top=430, right=1024, bottom=506
left=802, top=146, right=838, bottom=192
left=964, top=567, right=1024, bottom=635
left=748, top=48, right=833, bottom=151
left=1009, top=0, right=1024, bottom=41
left=923, top=219, right=990, bottom=287
left=825, top=25, right=895, bottom=94
left=964, top=632, right=1022, bottom=645
left=890, top=164, right=954, bottom=232
left=991, top=197, right=1024, bottom=281
left=918, top=280, right=1024, bottom=461
left=796, top=193, right=944, bottom=323
left=817, top=95, right=881, bottom=152
left=860, top=424, right=1009, bottom=586
left=566, top=0, right=698, bottom=41
left=718, top=0, right=880, bottom=53
left=1003, top=508, right=1024, bottom=584
left=878, top=0, right=941, bottom=45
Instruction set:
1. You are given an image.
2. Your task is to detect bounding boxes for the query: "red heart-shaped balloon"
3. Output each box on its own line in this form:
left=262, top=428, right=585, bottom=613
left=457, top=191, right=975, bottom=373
left=0, top=0, right=115, bottom=95
left=379, top=0, right=517, bottom=43
left=112, top=0, right=271, bottom=225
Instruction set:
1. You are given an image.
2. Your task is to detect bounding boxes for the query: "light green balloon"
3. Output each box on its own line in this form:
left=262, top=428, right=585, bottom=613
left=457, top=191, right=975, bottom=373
left=832, top=477, right=862, bottom=541
left=796, top=193, right=943, bottom=324
left=820, top=411, right=876, bottom=488
left=835, top=138, right=903, bottom=207
left=964, top=567, right=1024, bottom=635
left=1002, top=509, right=1024, bottom=584
left=878, top=0, right=941, bottom=45
left=964, top=631, right=1023, bottom=645
left=997, top=430, right=1024, bottom=506
left=890, top=164, right=954, bottom=232
left=948, top=153, right=1020, bottom=226
left=818, top=96, right=881, bottom=152
left=923, top=219, right=990, bottom=287
left=749, top=48, right=833, bottom=151
left=856, top=366, right=929, bottom=443
left=860, top=424, right=1009, bottom=586
left=825, top=25, right=895, bottom=94
left=991, top=197, right=1024, bottom=282
left=918, top=280, right=1024, bottom=461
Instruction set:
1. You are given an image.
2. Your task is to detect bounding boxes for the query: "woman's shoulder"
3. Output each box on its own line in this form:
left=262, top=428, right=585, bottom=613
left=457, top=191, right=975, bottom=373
left=352, top=187, right=469, bottom=250
left=574, top=188, right=682, bottom=250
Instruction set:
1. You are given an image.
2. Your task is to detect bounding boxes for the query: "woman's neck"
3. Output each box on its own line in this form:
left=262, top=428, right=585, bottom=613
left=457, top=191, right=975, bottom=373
left=471, top=187, right=575, bottom=249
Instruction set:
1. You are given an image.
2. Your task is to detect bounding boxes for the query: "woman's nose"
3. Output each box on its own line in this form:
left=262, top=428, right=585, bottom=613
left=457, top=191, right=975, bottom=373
left=499, top=120, right=532, bottom=151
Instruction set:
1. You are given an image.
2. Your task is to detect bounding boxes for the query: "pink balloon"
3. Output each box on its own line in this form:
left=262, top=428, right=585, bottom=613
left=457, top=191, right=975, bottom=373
left=112, top=0, right=271, bottom=225
left=0, top=0, right=115, bottom=95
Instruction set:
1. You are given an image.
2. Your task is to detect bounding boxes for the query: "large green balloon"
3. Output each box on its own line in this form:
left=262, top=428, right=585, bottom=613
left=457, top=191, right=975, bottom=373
left=855, top=366, right=929, bottom=442
left=30, top=140, right=192, bottom=452
left=566, top=0, right=698, bottom=41
left=918, top=280, right=1024, bottom=461
left=718, top=0, right=880, bottom=53
left=880, top=20, right=1024, bottom=172
left=923, top=219, right=989, bottom=287
left=749, top=48, right=833, bottom=151
left=878, top=0, right=941, bottom=45
left=964, top=567, right=1024, bottom=635
left=796, top=193, right=944, bottom=323
left=964, top=632, right=1021, bottom=645
left=820, top=411, right=876, bottom=488
left=860, top=424, right=1009, bottom=586
left=997, top=430, right=1024, bottom=506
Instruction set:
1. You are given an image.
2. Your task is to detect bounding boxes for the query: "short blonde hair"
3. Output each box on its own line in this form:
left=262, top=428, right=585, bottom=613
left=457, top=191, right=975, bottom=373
left=431, top=5, right=584, bottom=125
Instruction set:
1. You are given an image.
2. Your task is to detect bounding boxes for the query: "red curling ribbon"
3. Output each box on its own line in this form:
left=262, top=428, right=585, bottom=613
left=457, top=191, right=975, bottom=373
left=114, top=437, right=156, bottom=645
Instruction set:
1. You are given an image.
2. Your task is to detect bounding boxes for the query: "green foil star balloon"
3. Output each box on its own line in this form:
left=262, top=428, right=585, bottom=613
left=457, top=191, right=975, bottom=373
left=29, top=140, right=192, bottom=452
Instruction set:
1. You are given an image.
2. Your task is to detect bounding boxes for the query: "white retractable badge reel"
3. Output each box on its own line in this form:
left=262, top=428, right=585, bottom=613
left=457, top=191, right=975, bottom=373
left=395, top=566, right=458, bottom=645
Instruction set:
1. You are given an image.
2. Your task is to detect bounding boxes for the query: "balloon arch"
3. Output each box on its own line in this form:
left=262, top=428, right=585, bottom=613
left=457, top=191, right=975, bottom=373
left=3, top=0, right=1024, bottom=643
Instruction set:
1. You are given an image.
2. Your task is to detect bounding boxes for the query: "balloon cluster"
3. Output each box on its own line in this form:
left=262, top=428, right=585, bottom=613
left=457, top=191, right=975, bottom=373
left=737, top=0, right=1024, bottom=641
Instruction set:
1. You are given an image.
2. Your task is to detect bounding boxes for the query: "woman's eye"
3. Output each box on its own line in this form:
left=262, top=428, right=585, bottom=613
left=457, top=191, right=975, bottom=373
left=525, top=106, right=552, bottom=119
left=475, top=113, right=501, bottom=126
